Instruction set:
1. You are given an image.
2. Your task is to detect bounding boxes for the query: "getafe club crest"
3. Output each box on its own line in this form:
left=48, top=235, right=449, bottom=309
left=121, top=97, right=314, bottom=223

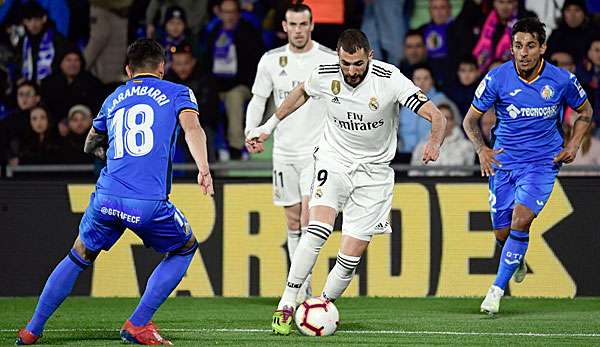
left=540, top=85, right=554, bottom=100
left=279, top=56, right=287, bottom=68
left=369, top=97, right=379, bottom=111
left=331, top=80, right=341, bottom=95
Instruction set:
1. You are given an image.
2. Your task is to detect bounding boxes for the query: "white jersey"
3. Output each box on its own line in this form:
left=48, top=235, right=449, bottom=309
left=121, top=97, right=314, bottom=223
left=304, top=60, right=425, bottom=165
left=252, top=41, right=337, bottom=162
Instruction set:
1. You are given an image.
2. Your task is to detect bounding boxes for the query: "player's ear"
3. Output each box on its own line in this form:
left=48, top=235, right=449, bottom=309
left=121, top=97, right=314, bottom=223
left=282, top=20, right=288, bottom=33
left=158, top=60, right=165, bottom=78
left=368, top=49, right=374, bottom=60
left=540, top=43, right=547, bottom=56
left=125, top=65, right=133, bottom=78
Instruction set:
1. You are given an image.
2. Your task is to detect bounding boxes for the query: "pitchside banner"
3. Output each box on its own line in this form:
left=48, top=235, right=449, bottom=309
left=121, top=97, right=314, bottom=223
left=1, top=178, right=598, bottom=297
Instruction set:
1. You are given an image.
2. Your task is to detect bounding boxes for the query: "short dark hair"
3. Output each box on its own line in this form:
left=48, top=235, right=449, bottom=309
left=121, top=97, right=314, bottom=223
left=126, top=39, right=166, bottom=73
left=17, top=80, right=40, bottom=95
left=511, top=17, right=546, bottom=45
left=404, top=29, right=424, bottom=43
left=285, top=2, right=313, bottom=23
left=21, top=1, right=47, bottom=20
left=337, top=29, right=370, bottom=54
left=458, top=55, right=478, bottom=68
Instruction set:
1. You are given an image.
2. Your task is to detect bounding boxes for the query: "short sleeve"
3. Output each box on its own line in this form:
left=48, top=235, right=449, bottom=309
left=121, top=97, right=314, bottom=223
left=251, top=55, right=273, bottom=98
left=93, top=99, right=108, bottom=133
left=303, top=67, right=323, bottom=98
left=392, top=70, right=427, bottom=113
left=564, top=73, right=588, bottom=111
left=471, top=71, right=498, bottom=114
left=175, top=85, right=199, bottom=116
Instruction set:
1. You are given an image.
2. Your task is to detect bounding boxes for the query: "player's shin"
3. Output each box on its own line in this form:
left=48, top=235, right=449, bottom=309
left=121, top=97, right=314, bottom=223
left=493, top=230, right=529, bottom=289
left=322, top=252, right=360, bottom=301
left=128, top=241, right=198, bottom=326
left=278, top=221, right=332, bottom=309
left=286, top=228, right=301, bottom=262
left=26, top=249, right=92, bottom=336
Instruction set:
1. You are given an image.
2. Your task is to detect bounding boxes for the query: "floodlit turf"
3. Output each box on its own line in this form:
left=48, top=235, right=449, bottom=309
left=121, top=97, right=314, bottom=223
left=2, top=297, right=600, bottom=346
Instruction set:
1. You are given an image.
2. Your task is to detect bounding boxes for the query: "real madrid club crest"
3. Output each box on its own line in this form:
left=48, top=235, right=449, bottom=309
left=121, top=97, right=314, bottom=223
left=279, top=56, right=287, bottom=68
left=331, top=80, right=341, bottom=95
left=369, top=97, right=379, bottom=111
left=315, top=187, right=323, bottom=199
left=540, top=85, right=554, bottom=100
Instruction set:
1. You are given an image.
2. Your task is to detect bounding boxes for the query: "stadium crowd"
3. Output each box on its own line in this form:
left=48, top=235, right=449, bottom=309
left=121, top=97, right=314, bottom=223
left=0, top=0, right=598, bottom=176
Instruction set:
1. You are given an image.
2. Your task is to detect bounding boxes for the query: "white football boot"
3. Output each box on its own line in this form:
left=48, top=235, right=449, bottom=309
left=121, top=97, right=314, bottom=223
left=513, top=260, right=527, bottom=283
left=480, top=285, right=504, bottom=314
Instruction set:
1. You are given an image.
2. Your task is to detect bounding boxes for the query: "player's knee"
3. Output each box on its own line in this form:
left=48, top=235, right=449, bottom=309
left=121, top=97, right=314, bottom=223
left=494, top=228, right=510, bottom=241
left=286, top=219, right=301, bottom=231
left=177, top=235, right=198, bottom=254
left=511, top=214, right=534, bottom=231
left=73, top=237, right=98, bottom=263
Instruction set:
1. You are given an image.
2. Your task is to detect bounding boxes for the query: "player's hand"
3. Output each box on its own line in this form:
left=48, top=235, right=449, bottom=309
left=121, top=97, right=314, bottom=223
left=92, top=147, right=106, bottom=161
left=553, top=145, right=579, bottom=164
left=245, top=127, right=270, bottom=153
left=197, top=168, right=214, bottom=196
left=422, top=140, right=440, bottom=164
left=478, top=147, right=503, bottom=177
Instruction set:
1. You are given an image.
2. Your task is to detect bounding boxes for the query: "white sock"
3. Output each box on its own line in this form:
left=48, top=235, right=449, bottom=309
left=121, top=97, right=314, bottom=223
left=322, top=252, right=361, bottom=301
left=286, top=228, right=301, bottom=262
left=278, top=221, right=332, bottom=309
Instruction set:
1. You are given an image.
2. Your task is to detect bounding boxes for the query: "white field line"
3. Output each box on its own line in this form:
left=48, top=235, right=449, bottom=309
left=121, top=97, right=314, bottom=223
left=1, top=328, right=599, bottom=338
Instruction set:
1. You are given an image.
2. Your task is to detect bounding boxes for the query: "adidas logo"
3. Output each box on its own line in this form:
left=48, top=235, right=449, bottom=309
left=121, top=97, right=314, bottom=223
left=374, top=221, right=389, bottom=231
left=331, top=96, right=340, bottom=104
left=279, top=70, right=287, bottom=77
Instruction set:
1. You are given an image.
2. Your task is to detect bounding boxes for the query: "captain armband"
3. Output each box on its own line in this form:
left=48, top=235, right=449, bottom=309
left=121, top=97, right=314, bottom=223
left=403, top=90, right=429, bottom=113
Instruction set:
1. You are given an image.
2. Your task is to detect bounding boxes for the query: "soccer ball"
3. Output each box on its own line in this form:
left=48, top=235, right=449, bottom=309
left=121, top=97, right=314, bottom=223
left=294, top=297, right=339, bottom=336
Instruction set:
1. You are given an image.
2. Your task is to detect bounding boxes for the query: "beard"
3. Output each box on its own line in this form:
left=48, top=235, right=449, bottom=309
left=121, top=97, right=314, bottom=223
left=343, top=62, right=370, bottom=87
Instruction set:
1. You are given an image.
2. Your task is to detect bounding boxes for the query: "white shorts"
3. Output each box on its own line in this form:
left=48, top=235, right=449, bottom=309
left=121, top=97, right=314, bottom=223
left=308, top=155, right=394, bottom=241
left=272, top=156, right=314, bottom=206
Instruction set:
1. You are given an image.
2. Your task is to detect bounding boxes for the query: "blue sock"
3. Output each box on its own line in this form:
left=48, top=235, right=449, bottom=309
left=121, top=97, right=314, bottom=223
left=27, top=249, right=91, bottom=336
left=129, top=242, right=198, bottom=326
left=493, top=230, right=529, bottom=290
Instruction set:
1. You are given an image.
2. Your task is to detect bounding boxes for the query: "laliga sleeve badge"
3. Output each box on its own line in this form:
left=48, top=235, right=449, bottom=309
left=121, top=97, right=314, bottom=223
left=331, top=80, right=341, bottom=95
left=279, top=56, right=288, bottom=68
left=416, top=90, right=428, bottom=102
left=369, top=97, right=379, bottom=111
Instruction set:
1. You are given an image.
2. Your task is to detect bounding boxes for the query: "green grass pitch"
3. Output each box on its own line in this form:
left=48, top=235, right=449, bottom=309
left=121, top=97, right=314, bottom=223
left=2, top=297, right=599, bottom=346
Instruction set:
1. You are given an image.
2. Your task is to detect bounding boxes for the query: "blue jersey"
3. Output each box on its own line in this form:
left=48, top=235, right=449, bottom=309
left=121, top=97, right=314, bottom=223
left=471, top=59, right=588, bottom=169
left=92, top=75, right=198, bottom=200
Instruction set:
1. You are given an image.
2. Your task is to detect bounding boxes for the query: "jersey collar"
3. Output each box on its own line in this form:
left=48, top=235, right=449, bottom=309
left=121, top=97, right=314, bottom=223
left=514, top=58, right=545, bottom=84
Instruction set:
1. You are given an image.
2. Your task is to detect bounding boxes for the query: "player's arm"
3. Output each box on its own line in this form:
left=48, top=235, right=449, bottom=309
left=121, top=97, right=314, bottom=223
left=415, top=101, right=446, bottom=164
left=244, top=94, right=269, bottom=153
left=245, top=83, right=309, bottom=143
left=463, top=106, right=503, bottom=177
left=83, top=127, right=107, bottom=160
left=179, top=110, right=214, bottom=195
left=554, top=99, right=593, bottom=164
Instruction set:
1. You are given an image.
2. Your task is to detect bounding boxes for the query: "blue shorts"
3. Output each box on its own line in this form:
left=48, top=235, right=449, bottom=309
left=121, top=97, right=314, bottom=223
left=79, top=192, right=192, bottom=253
left=488, top=165, right=558, bottom=230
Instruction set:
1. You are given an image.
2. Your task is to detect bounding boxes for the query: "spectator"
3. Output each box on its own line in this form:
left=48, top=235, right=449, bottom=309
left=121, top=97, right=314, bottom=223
left=165, top=42, right=219, bottom=163
left=444, top=55, right=481, bottom=118
left=576, top=34, right=600, bottom=129
left=410, top=103, right=474, bottom=176
left=399, top=29, right=427, bottom=79
left=145, top=0, right=209, bottom=38
left=40, top=45, right=105, bottom=128
left=12, top=104, right=60, bottom=165
left=550, top=51, right=577, bottom=73
left=361, top=0, right=408, bottom=66
left=205, top=0, right=263, bottom=159
left=546, top=0, right=595, bottom=65
left=58, top=104, right=93, bottom=164
left=418, top=0, right=453, bottom=85
left=17, top=1, right=68, bottom=82
left=157, top=6, right=192, bottom=70
left=2, top=80, right=41, bottom=164
left=560, top=116, right=600, bottom=176
left=472, top=0, right=523, bottom=72
left=446, top=0, right=487, bottom=73
left=398, top=64, right=460, bottom=153
left=84, top=0, right=130, bottom=85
